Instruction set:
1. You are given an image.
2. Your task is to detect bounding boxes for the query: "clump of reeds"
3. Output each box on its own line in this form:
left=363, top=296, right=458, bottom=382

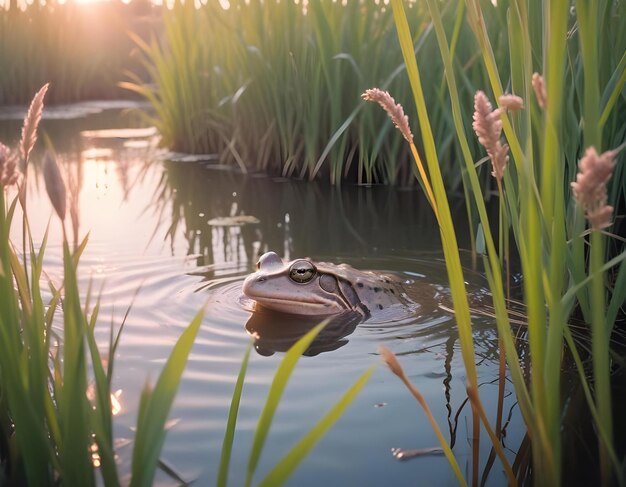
left=124, top=0, right=479, bottom=187
left=380, top=0, right=625, bottom=485
left=0, top=86, right=208, bottom=485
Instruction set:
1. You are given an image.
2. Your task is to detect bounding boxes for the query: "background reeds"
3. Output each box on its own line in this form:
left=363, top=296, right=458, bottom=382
left=123, top=0, right=489, bottom=187
left=0, top=1, right=156, bottom=105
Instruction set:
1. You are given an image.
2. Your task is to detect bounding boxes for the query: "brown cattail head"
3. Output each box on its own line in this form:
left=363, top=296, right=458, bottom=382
left=571, top=147, right=615, bottom=230
left=20, top=83, right=49, bottom=167
left=42, top=151, right=67, bottom=221
left=362, top=88, right=414, bottom=144
left=472, top=91, right=509, bottom=182
left=498, top=94, right=524, bottom=111
left=0, top=143, right=20, bottom=187
left=531, top=73, right=547, bottom=109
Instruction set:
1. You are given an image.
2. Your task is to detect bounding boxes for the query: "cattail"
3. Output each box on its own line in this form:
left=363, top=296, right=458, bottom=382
left=362, top=88, right=414, bottom=144
left=42, top=151, right=67, bottom=221
left=472, top=91, right=509, bottom=182
left=20, top=83, right=49, bottom=167
left=531, top=73, right=547, bottom=109
left=0, top=143, right=20, bottom=187
left=498, top=94, right=524, bottom=111
left=571, top=147, right=615, bottom=230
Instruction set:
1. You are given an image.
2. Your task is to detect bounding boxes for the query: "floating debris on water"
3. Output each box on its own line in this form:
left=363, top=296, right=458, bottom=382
left=123, top=140, right=156, bottom=149
left=160, top=151, right=219, bottom=163
left=0, top=100, right=148, bottom=121
left=81, top=148, right=114, bottom=160
left=391, top=447, right=444, bottom=461
left=207, top=215, right=260, bottom=227
left=81, top=127, right=159, bottom=139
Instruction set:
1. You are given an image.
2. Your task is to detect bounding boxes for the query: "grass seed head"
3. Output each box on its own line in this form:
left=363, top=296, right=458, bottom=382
left=571, top=147, right=615, bottom=230
left=20, top=83, right=49, bottom=167
left=498, top=93, right=524, bottom=111
left=531, top=73, right=547, bottom=109
left=362, top=88, right=414, bottom=145
left=379, top=344, right=405, bottom=379
left=472, top=91, right=509, bottom=182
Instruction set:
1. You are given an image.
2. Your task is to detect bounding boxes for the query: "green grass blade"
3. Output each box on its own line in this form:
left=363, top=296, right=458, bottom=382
left=129, top=307, right=205, bottom=487
left=258, top=365, right=375, bottom=487
left=217, top=343, right=252, bottom=487
left=84, top=300, right=120, bottom=487
left=561, top=251, right=626, bottom=311
left=245, top=321, right=327, bottom=487
left=59, top=241, right=95, bottom=486
left=607, top=257, right=626, bottom=331
left=599, top=50, right=626, bottom=128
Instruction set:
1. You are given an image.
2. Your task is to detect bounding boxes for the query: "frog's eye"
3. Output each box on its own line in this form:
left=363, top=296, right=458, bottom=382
left=289, top=260, right=316, bottom=284
left=257, top=251, right=283, bottom=271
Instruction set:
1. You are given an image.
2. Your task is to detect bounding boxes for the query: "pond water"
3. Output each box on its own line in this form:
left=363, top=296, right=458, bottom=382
left=0, top=107, right=525, bottom=486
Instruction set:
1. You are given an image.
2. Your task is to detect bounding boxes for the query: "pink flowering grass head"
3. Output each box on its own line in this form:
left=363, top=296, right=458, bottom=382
left=362, top=88, right=414, bottom=145
left=20, top=83, right=49, bottom=167
left=532, top=73, right=547, bottom=109
left=498, top=94, right=524, bottom=111
left=571, top=147, right=615, bottom=230
left=472, top=91, right=509, bottom=182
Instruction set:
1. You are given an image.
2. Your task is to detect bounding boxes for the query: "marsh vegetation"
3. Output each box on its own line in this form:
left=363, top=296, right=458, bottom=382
left=1, top=0, right=625, bottom=485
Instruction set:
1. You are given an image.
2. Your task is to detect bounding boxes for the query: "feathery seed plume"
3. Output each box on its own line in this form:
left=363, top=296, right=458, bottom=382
left=571, top=147, right=615, bottom=230
left=498, top=94, right=524, bottom=111
left=531, top=73, right=547, bottom=109
left=362, top=88, right=414, bottom=144
left=20, top=83, right=49, bottom=166
left=472, top=91, right=509, bottom=182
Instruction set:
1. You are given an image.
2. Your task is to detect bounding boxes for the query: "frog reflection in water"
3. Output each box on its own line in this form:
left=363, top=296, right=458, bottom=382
left=242, top=252, right=418, bottom=355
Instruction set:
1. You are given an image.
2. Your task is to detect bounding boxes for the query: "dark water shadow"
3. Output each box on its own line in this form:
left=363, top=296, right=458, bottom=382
left=244, top=307, right=361, bottom=357
left=152, top=160, right=473, bottom=270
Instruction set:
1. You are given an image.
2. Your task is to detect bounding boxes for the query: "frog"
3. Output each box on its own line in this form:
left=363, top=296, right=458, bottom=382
left=242, top=251, right=415, bottom=318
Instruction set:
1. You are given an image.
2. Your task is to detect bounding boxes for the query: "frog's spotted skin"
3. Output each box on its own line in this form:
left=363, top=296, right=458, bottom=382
left=242, top=251, right=414, bottom=317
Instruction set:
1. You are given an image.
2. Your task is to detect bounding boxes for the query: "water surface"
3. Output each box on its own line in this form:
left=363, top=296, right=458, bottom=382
left=0, top=107, right=524, bottom=486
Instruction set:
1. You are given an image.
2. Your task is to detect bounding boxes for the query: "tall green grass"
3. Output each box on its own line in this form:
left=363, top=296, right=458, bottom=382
left=124, top=0, right=489, bottom=187
left=0, top=88, right=372, bottom=485
left=371, top=0, right=626, bottom=484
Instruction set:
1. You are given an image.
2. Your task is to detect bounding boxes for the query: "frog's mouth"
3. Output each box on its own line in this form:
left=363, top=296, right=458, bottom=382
left=250, top=295, right=349, bottom=316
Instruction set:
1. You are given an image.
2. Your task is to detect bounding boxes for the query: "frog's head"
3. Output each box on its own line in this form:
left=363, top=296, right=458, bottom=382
left=242, top=252, right=353, bottom=316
